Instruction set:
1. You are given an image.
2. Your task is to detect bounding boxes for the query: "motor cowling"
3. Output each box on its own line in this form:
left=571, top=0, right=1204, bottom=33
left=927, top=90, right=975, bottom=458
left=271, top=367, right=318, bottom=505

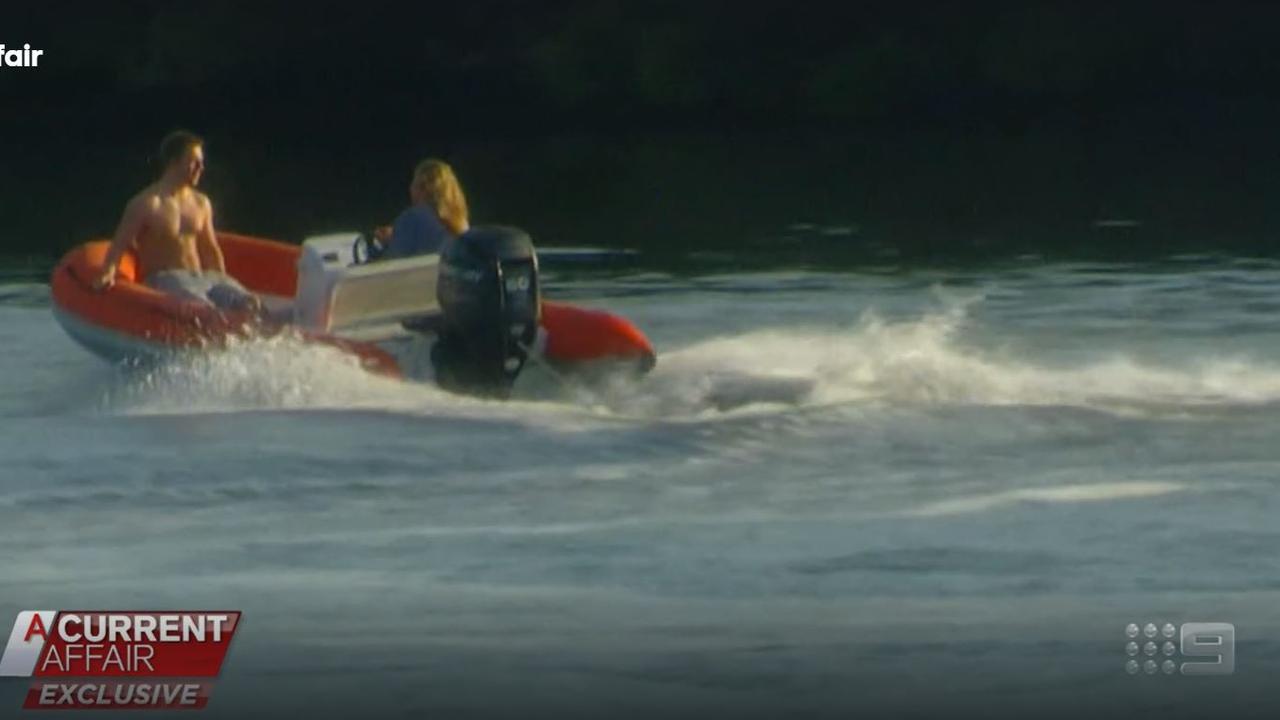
left=432, top=226, right=541, bottom=397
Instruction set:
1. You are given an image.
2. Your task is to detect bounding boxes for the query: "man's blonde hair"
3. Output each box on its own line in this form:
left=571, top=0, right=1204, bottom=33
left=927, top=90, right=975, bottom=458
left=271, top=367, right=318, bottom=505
left=412, top=159, right=469, bottom=236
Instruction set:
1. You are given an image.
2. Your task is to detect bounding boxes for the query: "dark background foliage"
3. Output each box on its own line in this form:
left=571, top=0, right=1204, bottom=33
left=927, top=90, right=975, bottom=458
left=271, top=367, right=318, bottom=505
left=3, top=2, right=1279, bottom=263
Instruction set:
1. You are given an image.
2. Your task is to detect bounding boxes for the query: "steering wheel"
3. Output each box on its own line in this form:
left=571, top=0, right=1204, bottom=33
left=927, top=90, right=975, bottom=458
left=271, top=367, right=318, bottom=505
left=351, top=232, right=382, bottom=265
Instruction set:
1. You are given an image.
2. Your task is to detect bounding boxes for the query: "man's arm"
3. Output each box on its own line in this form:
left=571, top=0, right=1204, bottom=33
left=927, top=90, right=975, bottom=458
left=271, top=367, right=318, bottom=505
left=195, top=195, right=227, bottom=273
left=93, top=195, right=147, bottom=290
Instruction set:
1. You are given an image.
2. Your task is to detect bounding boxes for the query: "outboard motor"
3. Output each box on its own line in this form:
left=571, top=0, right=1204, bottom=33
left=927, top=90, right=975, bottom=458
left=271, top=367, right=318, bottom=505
left=432, top=226, right=541, bottom=397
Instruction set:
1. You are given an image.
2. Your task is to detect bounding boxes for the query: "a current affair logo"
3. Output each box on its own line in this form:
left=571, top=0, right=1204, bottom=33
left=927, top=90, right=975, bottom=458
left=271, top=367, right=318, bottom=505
left=0, top=611, right=241, bottom=710
left=0, top=44, right=43, bottom=67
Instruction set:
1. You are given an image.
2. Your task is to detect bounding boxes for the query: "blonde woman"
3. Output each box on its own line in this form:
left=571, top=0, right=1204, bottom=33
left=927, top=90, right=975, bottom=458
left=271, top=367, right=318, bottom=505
left=375, top=158, right=470, bottom=259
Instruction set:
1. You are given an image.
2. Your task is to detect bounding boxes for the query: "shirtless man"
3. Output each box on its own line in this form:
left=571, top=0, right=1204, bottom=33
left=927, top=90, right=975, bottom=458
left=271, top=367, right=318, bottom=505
left=94, top=130, right=260, bottom=313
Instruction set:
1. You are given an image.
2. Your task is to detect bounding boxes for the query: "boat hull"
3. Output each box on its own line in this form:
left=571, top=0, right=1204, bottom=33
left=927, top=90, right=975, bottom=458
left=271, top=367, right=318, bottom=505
left=50, top=234, right=655, bottom=380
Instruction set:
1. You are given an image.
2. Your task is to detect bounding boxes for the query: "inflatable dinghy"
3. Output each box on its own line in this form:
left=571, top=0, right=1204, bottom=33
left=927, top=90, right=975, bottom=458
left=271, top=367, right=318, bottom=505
left=51, top=228, right=655, bottom=397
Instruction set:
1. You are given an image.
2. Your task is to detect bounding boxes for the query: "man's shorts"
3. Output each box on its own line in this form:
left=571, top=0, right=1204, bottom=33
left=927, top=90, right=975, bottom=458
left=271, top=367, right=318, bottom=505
left=145, top=270, right=257, bottom=312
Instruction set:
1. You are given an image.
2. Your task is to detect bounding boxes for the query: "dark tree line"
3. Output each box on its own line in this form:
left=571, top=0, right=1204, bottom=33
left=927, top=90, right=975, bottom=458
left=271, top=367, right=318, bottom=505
left=3, top=3, right=1279, bottom=260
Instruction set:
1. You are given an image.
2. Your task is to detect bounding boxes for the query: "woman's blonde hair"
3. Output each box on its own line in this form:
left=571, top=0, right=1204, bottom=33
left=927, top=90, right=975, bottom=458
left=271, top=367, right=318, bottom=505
left=412, top=158, right=469, bottom=236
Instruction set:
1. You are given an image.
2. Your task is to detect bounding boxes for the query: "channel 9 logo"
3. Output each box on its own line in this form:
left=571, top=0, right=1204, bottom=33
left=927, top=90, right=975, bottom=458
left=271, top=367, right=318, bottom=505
left=1124, top=622, right=1235, bottom=676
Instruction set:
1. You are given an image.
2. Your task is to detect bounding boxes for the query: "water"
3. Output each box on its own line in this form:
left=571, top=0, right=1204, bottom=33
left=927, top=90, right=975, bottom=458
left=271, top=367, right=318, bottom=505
left=3, top=255, right=1280, bottom=718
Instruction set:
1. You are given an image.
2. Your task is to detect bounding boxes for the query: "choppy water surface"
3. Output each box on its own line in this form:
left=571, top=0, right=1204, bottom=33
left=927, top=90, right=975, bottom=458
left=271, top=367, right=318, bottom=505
left=2, top=256, right=1279, bottom=717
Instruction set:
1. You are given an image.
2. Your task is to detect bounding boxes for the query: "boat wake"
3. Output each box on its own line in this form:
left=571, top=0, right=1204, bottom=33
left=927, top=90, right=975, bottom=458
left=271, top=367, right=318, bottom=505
left=560, top=302, right=1280, bottom=419
left=96, top=299, right=1280, bottom=422
left=103, top=335, right=448, bottom=416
